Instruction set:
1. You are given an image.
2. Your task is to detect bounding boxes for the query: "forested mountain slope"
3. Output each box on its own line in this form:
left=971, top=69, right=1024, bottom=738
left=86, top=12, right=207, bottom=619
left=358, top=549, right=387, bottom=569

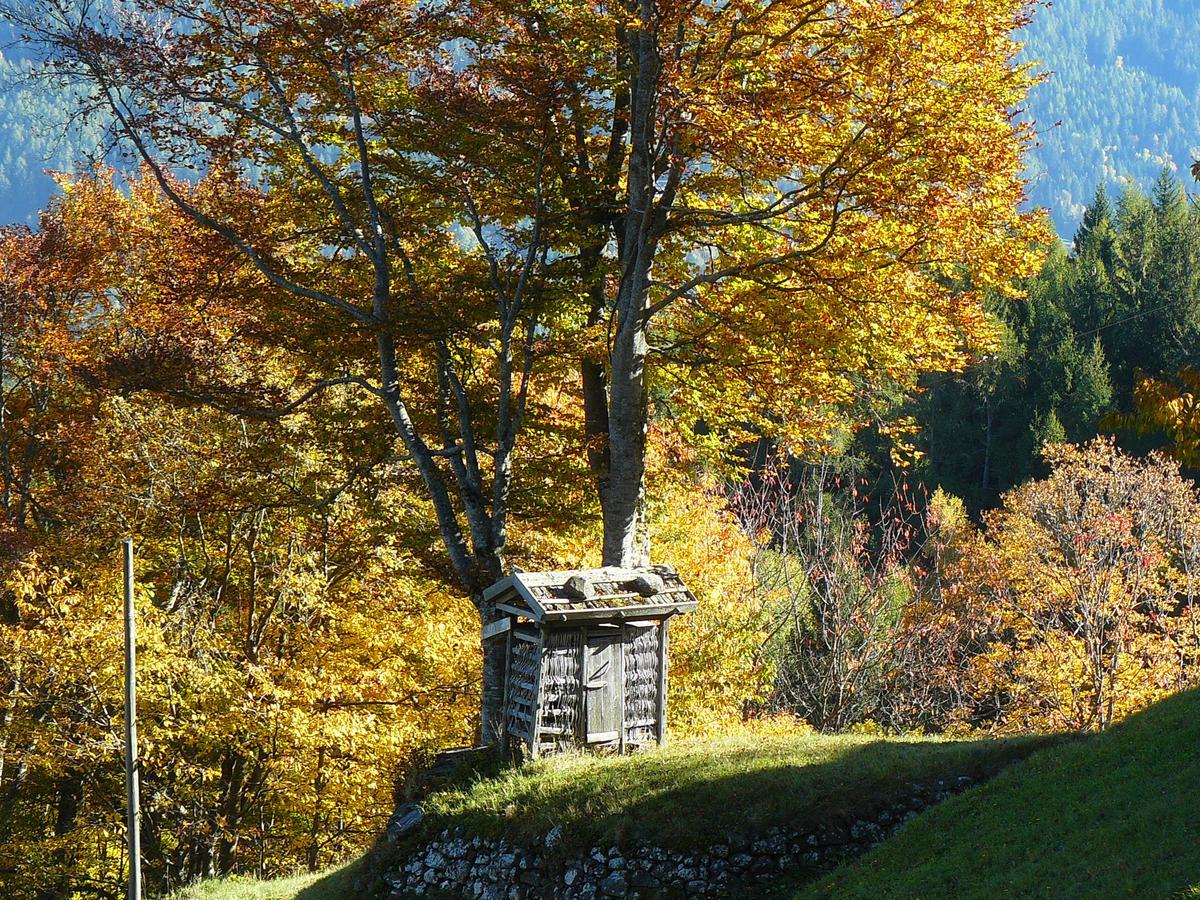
left=1021, top=0, right=1200, bottom=236
left=0, top=27, right=101, bottom=224
left=0, top=4, right=1197, bottom=234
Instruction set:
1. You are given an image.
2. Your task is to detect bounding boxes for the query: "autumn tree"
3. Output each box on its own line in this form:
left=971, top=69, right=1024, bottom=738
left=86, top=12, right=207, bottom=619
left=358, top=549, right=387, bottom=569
left=536, top=0, right=1048, bottom=567
left=1114, top=369, right=1200, bottom=468
left=957, top=439, right=1200, bottom=731
left=5, top=0, right=1047, bottom=737
left=0, top=183, right=483, bottom=893
left=1, top=176, right=774, bottom=892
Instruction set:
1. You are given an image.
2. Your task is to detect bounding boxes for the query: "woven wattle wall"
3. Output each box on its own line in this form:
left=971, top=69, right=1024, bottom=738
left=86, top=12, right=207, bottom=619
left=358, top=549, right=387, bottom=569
left=505, top=639, right=539, bottom=741
left=624, top=625, right=660, bottom=745
left=539, top=630, right=583, bottom=750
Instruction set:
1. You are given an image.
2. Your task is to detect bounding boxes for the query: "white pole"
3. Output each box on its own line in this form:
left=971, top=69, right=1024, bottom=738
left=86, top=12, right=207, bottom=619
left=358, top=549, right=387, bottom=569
left=123, top=539, right=142, bottom=900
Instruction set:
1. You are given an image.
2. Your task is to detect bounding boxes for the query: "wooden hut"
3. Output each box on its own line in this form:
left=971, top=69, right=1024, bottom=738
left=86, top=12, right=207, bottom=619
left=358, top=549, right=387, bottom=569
left=481, top=565, right=697, bottom=757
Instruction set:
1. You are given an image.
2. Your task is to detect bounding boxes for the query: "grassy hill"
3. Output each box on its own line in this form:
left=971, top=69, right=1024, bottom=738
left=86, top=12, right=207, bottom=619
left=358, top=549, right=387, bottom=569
left=170, top=692, right=1200, bottom=899
left=404, top=729, right=1050, bottom=856
left=806, top=688, right=1200, bottom=898
left=172, top=728, right=1051, bottom=899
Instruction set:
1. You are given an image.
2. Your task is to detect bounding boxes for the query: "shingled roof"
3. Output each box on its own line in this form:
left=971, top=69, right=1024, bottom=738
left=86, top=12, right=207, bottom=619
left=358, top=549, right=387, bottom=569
left=482, top=565, right=697, bottom=623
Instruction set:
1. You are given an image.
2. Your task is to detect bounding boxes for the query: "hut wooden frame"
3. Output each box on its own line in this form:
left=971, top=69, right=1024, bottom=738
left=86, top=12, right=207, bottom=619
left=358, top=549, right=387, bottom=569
left=482, top=566, right=697, bottom=758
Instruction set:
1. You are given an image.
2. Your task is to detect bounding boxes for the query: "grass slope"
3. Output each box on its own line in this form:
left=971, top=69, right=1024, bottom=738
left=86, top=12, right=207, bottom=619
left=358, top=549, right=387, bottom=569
left=806, top=689, right=1200, bottom=899
left=172, top=728, right=1052, bottom=899
left=413, top=729, right=1050, bottom=855
left=172, top=858, right=370, bottom=900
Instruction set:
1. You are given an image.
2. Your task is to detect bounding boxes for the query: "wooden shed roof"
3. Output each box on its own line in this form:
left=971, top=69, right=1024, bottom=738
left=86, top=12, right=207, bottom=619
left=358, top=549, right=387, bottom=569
left=483, top=565, right=698, bottom=624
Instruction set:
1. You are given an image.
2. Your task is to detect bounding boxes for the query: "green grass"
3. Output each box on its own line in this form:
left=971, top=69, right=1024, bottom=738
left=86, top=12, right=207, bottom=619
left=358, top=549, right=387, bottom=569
left=171, top=726, right=1055, bottom=899
left=413, top=728, right=1054, bottom=856
left=171, top=858, right=368, bottom=900
left=804, top=688, right=1200, bottom=898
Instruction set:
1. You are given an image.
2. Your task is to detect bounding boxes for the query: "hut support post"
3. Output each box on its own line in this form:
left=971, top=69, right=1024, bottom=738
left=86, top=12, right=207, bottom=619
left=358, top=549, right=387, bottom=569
left=656, top=618, right=670, bottom=746
left=577, top=626, right=588, bottom=747
left=499, top=626, right=513, bottom=749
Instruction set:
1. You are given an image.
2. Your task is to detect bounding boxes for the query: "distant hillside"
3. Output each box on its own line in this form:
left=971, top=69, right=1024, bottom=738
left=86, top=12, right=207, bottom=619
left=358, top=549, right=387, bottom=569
left=806, top=688, right=1200, bottom=898
left=0, top=5, right=1198, bottom=237
left=1021, top=0, right=1200, bottom=236
left=0, top=28, right=104, bottom=226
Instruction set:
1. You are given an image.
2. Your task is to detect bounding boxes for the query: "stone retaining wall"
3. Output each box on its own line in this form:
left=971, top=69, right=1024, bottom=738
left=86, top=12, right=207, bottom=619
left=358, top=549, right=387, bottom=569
left=383, top=776, right=975, bottom=898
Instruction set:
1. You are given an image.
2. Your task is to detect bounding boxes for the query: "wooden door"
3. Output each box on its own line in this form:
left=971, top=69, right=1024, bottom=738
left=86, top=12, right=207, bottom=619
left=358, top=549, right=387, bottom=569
left=584, top=632, right=623, bottom=744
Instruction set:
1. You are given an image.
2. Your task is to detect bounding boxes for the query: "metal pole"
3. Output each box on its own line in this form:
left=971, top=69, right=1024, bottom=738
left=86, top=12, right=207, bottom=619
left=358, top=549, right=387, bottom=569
left=123, top=539, right=142, bottom=900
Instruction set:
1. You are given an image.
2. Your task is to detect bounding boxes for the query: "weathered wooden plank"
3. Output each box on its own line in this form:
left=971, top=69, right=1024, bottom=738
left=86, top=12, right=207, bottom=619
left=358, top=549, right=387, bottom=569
left=618, top=625, right=627, bottom=754
left=657, top=618, right=670, bottom=745
left=482, top=617, right=512, bottom=641
left=500, top=625, right=513, bottom=744
left=540, top=601, right=696, bottom=623
left=528, top=635, right=545, bottom=759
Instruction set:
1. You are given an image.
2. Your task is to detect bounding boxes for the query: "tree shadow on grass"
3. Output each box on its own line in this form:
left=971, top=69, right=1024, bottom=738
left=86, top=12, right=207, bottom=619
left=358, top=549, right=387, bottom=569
left=449, top=732, right=1063, bottom=855
left=335, top=730, right=1065, bottom=900
left=294, top=855, right=379, bottom=900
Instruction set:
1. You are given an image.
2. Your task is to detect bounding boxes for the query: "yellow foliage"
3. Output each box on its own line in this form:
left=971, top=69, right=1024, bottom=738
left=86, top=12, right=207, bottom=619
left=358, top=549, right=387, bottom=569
left=943, top=439, right=1200, bottom=733
left=646, top=453, right=770, bottom=736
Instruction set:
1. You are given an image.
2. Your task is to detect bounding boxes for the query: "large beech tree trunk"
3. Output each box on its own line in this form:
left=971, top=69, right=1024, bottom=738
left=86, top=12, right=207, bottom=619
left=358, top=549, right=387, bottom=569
left=599, top=0, right=665, bottom=568
left=602, top=317, right=649, bottom=568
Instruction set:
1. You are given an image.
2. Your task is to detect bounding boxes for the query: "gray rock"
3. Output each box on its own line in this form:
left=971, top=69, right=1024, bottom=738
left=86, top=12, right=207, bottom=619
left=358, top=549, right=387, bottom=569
left=601, top=872, right=629, bottom=896
left=749, top=856, right=776, bottom=877
left=629, top=872, right=660, bottom=889
left=545, top=825, right=564, bottom=850
left=386, top=802, right=425, bottom=841
left=425, top=848, right=446, bottom=869
left=632, top=573, right=665, bottom=596
left=564, top=868, right=580, bottom=887
left=565, top=575, right=595, bottom=600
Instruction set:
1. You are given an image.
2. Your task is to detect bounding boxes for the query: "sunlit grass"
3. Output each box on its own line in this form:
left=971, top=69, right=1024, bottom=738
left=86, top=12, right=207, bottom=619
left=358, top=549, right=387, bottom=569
left=805, top=689, right=1200, bottom=898
left=171, top=725, right=1057, bottom=899
left=171, top=858, right=366, bottom=900
left=419, top=727, right=1055, bottom=854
